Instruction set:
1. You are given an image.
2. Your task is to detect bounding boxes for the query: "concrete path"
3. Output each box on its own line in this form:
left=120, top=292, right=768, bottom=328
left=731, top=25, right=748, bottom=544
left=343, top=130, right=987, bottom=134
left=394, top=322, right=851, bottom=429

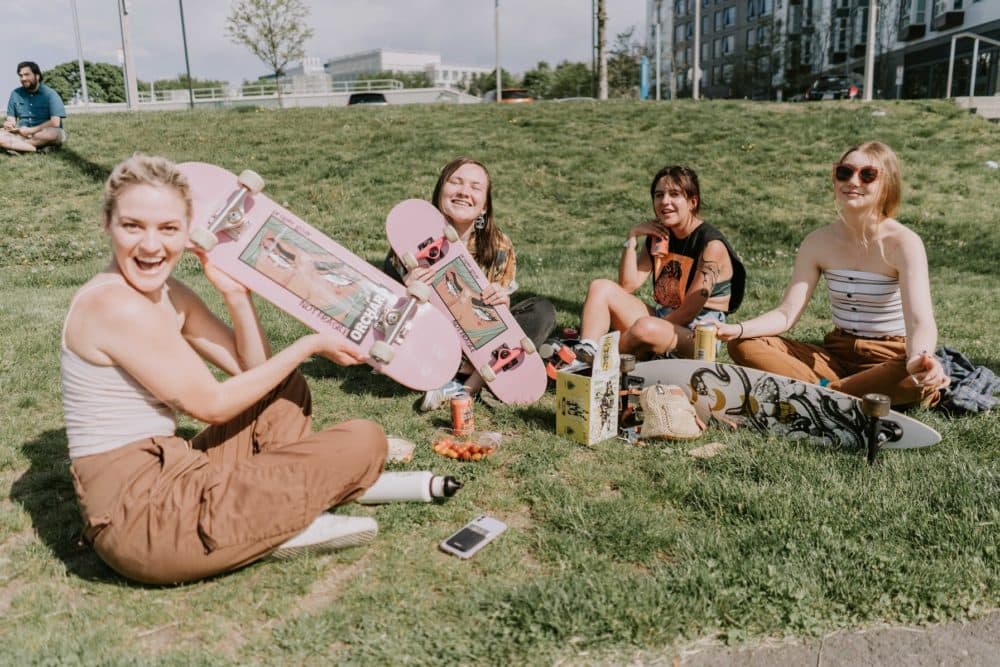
left=679, top=611, right=1000, bottom=666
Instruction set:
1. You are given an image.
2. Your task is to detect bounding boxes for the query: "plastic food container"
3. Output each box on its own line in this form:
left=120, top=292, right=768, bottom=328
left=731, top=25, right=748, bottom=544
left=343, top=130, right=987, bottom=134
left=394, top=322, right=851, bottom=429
left=431, top=428, right=501, bottom=461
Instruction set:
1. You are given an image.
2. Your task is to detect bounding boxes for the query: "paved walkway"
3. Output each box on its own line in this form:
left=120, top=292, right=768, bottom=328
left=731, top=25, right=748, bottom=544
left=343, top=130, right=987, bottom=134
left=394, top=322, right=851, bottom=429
left=679, top=611, right=1000, bottom=666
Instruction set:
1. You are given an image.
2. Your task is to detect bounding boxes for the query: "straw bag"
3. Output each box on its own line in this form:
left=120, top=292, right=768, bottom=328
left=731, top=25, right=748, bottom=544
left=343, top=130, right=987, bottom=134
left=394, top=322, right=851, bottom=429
left=639, top=383, right=706, bottom=440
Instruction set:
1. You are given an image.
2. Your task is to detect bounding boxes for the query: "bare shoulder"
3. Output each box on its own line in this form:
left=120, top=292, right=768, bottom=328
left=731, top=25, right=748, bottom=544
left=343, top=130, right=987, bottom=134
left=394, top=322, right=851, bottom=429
left=880, top=218, right=928, bottom=266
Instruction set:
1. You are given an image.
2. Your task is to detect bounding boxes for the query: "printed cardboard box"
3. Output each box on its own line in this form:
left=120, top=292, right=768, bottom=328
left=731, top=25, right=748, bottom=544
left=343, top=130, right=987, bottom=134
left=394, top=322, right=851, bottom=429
left=555, top=332, right=620, bottom=445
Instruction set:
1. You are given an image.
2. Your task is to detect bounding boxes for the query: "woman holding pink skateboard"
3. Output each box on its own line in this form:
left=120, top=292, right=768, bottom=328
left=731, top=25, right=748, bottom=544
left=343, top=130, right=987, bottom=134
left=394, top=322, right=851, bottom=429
left=60, top=154, right=387, bottom=584
left=718, top=141, right=949, bottom=408
left=383, top=156, right=556, bottom=410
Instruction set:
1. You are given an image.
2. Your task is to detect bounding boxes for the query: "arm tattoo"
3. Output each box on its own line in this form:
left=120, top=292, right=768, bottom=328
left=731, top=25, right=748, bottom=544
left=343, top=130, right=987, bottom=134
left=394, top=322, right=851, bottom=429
left=697, top=260, right=722, bottom=298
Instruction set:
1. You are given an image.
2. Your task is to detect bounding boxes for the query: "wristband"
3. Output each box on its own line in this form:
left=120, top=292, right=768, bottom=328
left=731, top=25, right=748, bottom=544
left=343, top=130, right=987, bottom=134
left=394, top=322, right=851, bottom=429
left=622, top=237, right=636, bottom=249
left=737, top=323, right=744, bottom=339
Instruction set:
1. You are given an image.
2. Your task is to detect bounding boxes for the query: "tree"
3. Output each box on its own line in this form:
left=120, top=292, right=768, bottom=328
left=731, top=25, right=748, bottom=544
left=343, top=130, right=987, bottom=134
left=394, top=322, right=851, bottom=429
left=596, top=0, right=608, bottom=99
left=364, top=70, right=432, bottom=89
left=522, top=61, right=554, bottom=100
left=226, top=0, right=313, bottom=107
left=467, top=69, right=519, bottom=97
left=549, top=61, right=594, bottom=99
left=45, top=61, right=127, bottom=103
left=607, top=28, right=643, bottom=98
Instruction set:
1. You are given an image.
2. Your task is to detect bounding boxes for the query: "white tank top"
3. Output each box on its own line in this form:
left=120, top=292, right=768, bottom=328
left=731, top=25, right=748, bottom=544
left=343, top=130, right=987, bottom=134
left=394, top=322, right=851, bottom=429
left=60, top=280, right=177, bottom=459
left=824, top=269, right=906, bottom=338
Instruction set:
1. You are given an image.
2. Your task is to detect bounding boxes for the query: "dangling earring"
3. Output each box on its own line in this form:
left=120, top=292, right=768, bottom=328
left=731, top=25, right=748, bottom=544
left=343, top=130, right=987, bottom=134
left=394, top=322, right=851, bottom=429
left=474, top=213, right=486, bottom=230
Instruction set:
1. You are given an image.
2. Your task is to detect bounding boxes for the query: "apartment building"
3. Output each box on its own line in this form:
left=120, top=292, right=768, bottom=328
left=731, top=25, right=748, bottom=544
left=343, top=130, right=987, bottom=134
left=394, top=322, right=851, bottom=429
left=883, top=0, right=999, bottom=98
left=646, top=0, right=1000, bottom=99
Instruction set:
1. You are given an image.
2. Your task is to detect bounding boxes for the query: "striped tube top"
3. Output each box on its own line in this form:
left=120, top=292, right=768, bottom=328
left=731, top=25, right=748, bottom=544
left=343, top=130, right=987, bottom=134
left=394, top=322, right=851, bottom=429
left=824, top=269, right=906, bottom=338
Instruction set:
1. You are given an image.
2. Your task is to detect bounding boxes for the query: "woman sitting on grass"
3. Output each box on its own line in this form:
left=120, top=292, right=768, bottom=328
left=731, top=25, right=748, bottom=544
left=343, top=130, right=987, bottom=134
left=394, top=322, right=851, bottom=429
left=61, top=154, right=386, bottom=585
left=718, top=141, right=948, bottom=408
left=383, top=156, right=555, bottom=410
left=573, top=164, right=745, bottom=363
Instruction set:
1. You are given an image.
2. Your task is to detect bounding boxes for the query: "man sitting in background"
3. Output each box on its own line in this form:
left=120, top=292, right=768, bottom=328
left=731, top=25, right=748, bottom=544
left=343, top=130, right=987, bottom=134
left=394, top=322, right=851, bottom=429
left=1, top=61, right=66, bottom=155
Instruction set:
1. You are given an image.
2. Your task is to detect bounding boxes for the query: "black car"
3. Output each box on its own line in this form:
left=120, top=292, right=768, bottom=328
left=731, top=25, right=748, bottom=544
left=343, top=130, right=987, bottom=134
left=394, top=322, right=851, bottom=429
left=804, top=76, right=862, bottom=101
left=347, top=92, right=388, bottom=106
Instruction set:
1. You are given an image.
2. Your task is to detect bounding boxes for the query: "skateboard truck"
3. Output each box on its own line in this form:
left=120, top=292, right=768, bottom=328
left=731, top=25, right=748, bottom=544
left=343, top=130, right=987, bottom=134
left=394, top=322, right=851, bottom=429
left=479, top=337, right=537, bottom=383
left=369, top=281, right=432, bottom=365
left=540, top=338, right=577, bottom=380
left=861, top=393, right=903, bottom=464
left=189, top=169, right=265, bottom=251
left=401, top=226, right=461, bottom=270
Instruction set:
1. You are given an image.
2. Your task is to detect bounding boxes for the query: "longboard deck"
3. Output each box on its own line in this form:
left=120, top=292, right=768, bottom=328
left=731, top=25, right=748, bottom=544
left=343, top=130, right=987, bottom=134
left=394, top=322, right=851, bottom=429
left=178, top=162, right=462, bottom=391
left=385, top=199, right=547, bottom=405
left=632, top=359, right=940, bottom=449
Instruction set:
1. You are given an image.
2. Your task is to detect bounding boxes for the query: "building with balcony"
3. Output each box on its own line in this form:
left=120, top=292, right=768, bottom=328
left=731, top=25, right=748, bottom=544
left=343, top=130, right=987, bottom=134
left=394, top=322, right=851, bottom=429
left=882, top=0, right=999, bottom=98
left=645, top=0, right=1000, bottom=99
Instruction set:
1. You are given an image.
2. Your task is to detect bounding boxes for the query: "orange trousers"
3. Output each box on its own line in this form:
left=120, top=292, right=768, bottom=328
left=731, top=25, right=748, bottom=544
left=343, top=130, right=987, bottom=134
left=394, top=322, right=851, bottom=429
left=727, top=328, right=939, bottom=408
left=70, top=372, right=386, bottom=585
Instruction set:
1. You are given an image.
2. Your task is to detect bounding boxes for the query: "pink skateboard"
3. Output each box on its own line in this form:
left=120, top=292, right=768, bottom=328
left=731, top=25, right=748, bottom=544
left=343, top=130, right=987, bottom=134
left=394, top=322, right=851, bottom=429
left=385, top=199, right=547, bottom=405
left=178, top=162, right=462, bottom=391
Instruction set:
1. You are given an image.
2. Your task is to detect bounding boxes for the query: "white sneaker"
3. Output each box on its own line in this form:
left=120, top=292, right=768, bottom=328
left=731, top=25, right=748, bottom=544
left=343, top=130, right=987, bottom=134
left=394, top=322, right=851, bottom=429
left=270, top=513, right=378, bottom=560
left=419, top=379, right=466, bottom=412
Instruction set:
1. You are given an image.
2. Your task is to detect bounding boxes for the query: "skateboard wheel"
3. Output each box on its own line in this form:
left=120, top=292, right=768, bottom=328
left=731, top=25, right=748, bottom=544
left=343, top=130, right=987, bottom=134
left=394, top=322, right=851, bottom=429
left=406, top=281, right=432, bottom=303
left=479, top=364, right=497, bottom=383
left=444, top=225, right=459, bottom=243
left=237, top=170, right=265, bottom=194
left=370, top=341, right=394, bottom=364
left=189, top=227, right=218, bottom=251
left=520, top=337, right=536, bottom=355
left=401, top=252, right=418, bottom=271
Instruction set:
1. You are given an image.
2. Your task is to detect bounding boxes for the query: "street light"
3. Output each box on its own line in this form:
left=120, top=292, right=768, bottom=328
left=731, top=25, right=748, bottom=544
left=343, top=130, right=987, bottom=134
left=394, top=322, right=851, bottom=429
left=495, top=0, right=501, bottom=102
left=70, top=0, right=90, bottom=106
left=179, top=0, right=194, bottom=109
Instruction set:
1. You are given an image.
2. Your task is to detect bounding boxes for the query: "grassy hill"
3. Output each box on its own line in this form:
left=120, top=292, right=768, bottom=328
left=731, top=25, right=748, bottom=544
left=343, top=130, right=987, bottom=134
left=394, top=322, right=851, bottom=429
left=1, top=99, right=998, bottom=664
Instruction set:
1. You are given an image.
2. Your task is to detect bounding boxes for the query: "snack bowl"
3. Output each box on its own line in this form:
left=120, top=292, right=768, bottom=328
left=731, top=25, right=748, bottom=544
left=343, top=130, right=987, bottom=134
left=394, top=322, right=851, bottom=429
left=431, top=428, right=501, bottom=461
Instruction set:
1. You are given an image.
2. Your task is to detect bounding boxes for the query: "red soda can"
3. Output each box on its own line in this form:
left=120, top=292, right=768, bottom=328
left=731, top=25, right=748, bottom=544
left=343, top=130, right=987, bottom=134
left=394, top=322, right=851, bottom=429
left=451, top=392, right=474, bottom=435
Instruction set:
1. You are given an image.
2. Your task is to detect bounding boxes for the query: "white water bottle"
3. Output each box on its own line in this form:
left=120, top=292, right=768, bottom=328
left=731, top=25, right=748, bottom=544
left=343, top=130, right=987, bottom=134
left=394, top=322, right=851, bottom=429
left=356, top=471, right=463, bottom=505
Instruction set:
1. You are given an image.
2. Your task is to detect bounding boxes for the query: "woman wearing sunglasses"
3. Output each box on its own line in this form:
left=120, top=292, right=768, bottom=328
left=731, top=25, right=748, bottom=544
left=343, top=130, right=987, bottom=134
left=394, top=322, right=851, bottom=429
left=718, top=141, right=948, bottom=408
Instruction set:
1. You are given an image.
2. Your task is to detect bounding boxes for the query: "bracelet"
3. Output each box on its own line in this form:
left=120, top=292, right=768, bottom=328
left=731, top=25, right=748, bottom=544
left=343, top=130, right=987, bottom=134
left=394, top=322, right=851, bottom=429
left=737, top=323, right=744, bottom=339
left=622, top=237, right=636, bottom=249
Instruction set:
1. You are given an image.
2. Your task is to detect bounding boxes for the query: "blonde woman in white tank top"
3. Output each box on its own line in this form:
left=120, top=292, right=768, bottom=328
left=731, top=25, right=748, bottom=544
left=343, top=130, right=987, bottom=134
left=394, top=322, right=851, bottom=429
left=61, top=155, right=386, bottom=584
left=719, top=141, right=949, bottom=408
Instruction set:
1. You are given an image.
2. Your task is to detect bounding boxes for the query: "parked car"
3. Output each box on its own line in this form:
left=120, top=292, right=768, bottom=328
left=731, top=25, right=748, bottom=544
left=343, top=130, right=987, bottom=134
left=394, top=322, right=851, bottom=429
left=804, top=76, right=862, bottom=101
left=482, top=88, right=534, bottom=103
left=347, top=92, right=388, bottom=106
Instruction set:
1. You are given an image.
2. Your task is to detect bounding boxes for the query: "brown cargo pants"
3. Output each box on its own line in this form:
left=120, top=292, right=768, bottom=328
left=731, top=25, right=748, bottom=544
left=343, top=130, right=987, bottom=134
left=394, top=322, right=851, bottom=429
left=69, top=371, right=387, bottom=585
left=727, top=328, right=940, bottom=408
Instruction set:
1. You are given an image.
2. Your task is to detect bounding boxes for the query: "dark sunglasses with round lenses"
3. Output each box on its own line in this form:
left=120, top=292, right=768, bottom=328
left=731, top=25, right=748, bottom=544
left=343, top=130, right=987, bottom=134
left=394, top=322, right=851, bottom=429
left=834, top=164, right=879, bottom=184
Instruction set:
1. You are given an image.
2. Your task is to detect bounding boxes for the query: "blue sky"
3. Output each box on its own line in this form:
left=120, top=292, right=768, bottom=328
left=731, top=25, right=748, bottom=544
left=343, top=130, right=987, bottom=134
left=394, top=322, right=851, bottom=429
left=4, top=1, right=646, bottom=84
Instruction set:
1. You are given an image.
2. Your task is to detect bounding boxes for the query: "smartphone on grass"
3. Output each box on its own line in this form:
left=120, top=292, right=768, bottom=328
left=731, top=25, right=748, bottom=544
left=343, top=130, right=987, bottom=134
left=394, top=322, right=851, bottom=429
left=439, top=515, right=507, bottom=559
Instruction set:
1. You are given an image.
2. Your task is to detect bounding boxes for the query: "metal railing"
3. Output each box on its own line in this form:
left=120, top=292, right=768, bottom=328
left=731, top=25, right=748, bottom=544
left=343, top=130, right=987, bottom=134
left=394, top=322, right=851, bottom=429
left=134, top=78, right=405, bottom=104
left=946, top=32, right=1000, bottom=98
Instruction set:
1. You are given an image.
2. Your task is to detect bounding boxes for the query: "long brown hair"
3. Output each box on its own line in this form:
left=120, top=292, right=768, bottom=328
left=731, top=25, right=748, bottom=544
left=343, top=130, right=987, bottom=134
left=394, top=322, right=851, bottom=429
left=431, top=157, right=503, bottom=273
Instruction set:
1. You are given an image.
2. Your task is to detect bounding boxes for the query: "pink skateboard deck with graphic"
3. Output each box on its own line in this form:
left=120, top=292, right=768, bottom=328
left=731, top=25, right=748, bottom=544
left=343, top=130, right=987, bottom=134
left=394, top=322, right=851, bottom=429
left=178, top=162, right=462, bottom=391
left=385, top=199, right=547, bottom=405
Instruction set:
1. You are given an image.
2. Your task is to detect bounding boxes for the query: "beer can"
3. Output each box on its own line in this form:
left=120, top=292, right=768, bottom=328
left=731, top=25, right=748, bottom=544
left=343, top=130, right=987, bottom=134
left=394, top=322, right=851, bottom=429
left=694, top=322, right=717, bottom=362
left=450, top=392, right=474, bottom=435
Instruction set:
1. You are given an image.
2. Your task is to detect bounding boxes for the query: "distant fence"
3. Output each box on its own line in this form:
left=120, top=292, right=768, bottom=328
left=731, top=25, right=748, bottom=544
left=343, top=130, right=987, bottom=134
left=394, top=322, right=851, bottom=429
left=135, top=78, right=406, bottom=104
left=67, top=81, right=482, bottom=114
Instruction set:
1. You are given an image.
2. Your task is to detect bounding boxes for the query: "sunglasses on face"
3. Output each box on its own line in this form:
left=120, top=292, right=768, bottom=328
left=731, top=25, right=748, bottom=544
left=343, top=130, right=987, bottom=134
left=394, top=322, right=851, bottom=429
left=834, top=164, right=879, bottom=184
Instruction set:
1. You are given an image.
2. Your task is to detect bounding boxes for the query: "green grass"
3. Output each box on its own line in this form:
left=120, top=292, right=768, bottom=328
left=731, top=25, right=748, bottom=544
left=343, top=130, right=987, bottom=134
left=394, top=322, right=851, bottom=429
left=1, top=99, right=999, bottom=664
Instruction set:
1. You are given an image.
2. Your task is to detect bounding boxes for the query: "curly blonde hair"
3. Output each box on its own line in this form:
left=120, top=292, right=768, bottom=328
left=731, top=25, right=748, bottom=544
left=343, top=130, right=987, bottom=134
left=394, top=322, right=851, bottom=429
left=102, top=154, right=192, bottom=226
